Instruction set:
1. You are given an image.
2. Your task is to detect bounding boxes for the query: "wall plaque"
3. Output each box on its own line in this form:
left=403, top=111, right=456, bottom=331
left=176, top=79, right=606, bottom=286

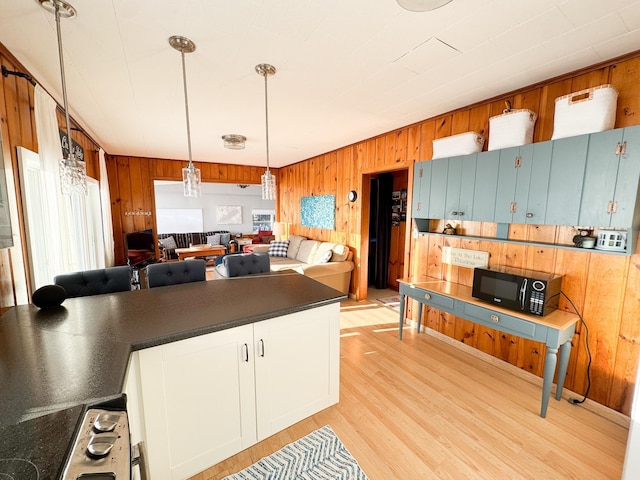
left=442, top=246, right=489, bottom=268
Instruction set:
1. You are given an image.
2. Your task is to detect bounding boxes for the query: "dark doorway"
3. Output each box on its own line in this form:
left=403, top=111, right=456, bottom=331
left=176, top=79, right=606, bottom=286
left=368, top=173, right=394, bottom=288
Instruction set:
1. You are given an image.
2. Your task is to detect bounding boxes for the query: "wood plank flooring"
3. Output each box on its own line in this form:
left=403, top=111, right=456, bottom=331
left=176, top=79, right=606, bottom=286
left=189, top=290, right=629, bottom=480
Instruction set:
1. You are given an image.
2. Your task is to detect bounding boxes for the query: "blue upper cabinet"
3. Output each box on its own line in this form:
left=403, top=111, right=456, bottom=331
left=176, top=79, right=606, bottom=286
left=519, top=141, right=553, bottom=225
left=428, top=158, right=449, bottom=219
left=472, top=150, right=501, bottom=222
left=495, top=142, right=553, bottom=224
left=445, top=155, right=476, bottom=221
left=494, top=146, right=522, bottom=223
left=412, top=160, right=432, bottom=219
left=579, top=125, right=640, bottom=228
left=545, top=134, right=590, bottom=226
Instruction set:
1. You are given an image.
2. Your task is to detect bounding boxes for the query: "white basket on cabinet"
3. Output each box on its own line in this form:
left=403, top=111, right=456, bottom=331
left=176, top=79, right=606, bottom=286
left=551, top=84, right=618, bottom=140
left=432, top=132, right=484, bottom=159
left=488, top=109, right=537, bottom=151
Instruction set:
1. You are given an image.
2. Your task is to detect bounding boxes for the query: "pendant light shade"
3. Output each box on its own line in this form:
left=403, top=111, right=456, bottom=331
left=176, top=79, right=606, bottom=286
left=396, top=0, right=452, bottom=12
left=170, top=35, right=201, bottom=198
left=256, top=63, right=277, bottom=201
left=38, top=0, right=87, bottom=195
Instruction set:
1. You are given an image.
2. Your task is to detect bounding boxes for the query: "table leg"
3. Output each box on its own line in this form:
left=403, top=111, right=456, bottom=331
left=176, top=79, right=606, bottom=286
left=541, top=345, right=558, bottom=418
left=398, top=293, right=406, bottom=340
left=555, top=340, right=572, bottom=400
left=416, top=302, right=423, bottom=334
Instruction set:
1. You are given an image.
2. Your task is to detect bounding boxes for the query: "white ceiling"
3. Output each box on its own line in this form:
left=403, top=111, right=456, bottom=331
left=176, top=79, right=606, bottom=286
left=1, top=0, right=640, bottom=168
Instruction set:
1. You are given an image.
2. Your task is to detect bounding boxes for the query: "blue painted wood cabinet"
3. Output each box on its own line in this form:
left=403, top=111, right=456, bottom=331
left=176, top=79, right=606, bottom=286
left=412, top=125, right=640, bottom=255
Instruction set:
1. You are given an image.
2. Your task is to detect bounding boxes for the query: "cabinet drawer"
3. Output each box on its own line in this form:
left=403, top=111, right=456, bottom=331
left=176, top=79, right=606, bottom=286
left=415, top=289, right=455, bottom=313
left=463, top=303, right=537, bottom=339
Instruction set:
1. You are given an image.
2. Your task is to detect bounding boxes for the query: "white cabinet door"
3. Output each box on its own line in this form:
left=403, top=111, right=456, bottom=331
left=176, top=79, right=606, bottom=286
left=137, top=324, right=257, bottom=480
left=254, top=303, right=340, bottom=441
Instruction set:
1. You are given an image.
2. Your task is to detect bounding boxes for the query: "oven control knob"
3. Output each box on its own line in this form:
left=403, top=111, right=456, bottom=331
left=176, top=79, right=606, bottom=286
left=94, top=412, right=121, bottom=432
left=87, top=433, right=118, bottom=457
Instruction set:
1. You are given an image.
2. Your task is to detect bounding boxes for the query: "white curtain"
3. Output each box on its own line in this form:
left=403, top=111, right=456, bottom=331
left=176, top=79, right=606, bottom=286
left=99, top=149, right=115, bottom=266
left=27, top=85, right=107, bottom=288
left=32, top=85, right=73, bottom=284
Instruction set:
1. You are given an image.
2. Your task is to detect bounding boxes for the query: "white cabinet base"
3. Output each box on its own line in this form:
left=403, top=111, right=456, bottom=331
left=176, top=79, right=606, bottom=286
left=126, top=303, right=340, bottom=480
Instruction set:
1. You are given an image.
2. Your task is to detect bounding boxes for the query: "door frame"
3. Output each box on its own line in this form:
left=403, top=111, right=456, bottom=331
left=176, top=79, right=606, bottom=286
left=357, top=165, right=414, bottom=301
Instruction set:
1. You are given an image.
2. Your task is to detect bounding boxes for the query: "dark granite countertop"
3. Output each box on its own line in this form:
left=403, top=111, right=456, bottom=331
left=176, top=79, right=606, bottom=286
left=0, top=273, right=345, bottom=479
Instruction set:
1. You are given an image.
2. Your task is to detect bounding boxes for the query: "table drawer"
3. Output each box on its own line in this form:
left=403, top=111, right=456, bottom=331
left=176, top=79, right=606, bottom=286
left=414, top=289, right=455, bottom=313
left=462, top=303, right=537, bottom=339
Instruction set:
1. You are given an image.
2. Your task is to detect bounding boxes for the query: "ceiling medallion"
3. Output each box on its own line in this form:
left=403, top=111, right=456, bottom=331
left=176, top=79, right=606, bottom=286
left=222, top=134, right=247, bottom=150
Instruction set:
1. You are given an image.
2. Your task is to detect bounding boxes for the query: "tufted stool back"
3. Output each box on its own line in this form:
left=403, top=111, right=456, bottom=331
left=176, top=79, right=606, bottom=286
left=145, top=259, right=207, bottom=288
left=221, top=253, right=270, bottom=277
left=54, top=265, right=132, bottom=298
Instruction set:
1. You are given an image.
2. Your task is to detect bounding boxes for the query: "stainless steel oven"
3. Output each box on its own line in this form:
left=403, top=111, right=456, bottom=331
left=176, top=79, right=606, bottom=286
left=61, top=397, right=148, bottom=479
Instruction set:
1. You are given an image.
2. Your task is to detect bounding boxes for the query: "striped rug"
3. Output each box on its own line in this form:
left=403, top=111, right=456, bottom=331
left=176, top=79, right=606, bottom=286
left=223, top=425, right=369, bottom=480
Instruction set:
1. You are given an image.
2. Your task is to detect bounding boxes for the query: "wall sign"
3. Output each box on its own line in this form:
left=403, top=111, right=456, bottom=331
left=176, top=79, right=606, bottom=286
left=442, top=246, right=489, bottom=268
left=301, top=195, right=335, bottom=230
left=59, top=129, right=85, bottom=161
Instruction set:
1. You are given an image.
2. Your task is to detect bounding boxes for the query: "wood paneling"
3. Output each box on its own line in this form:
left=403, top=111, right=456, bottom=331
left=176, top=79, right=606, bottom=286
left=3, top=36, right=640, bottom=415
left=105, top=155, right=268, bottom=265
left=275, top=52, right=640, bottom=414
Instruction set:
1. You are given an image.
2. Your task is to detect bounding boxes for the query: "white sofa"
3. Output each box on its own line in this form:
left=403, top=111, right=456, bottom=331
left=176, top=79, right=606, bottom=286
left=253, top=235, right=354, bottom=294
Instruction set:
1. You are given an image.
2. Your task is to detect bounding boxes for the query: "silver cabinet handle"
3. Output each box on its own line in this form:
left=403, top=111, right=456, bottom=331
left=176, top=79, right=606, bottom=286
left=526, top=212, right=533, bottom=218
left=490, top=314, right=499, bottom=323
left=243, top=343, right=249, bottom=362
left=259, top=339, right=265, bottom=357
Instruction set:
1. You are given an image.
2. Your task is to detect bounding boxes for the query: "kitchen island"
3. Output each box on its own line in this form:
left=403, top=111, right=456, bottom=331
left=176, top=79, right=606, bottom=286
left=0, top=272, right=345, bottom=479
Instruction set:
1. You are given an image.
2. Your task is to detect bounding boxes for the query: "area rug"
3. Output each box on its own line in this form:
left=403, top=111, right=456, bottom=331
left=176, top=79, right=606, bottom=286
left=376, top=295, right=401, bottom=311
left=222, top=425, right=369, bottom=480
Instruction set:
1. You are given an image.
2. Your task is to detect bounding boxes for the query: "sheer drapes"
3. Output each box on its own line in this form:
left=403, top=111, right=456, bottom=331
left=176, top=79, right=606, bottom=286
left=32, top=85, right=73, bottom=285
left=27, top=85, right=108, bottom=289
left=99, top=149, right=114, bottom=267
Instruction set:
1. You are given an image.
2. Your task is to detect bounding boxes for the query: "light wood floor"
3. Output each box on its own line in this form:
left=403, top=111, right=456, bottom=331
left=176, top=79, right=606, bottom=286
left=190, top=289, right=629, bottom=479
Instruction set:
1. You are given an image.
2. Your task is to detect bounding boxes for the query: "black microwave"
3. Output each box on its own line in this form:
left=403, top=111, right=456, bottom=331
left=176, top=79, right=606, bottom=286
left=472, top=266, right=562, bottom=317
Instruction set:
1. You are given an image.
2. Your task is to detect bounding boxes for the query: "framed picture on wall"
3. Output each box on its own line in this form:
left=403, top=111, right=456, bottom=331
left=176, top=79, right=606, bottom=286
left=216, top=205, right=242, bottom=225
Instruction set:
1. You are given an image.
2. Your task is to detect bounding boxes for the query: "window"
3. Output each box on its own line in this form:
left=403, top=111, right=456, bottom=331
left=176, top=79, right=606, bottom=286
left=251, top=209, right=275, bottom=232
left=18, top=147, right=106, bottom=289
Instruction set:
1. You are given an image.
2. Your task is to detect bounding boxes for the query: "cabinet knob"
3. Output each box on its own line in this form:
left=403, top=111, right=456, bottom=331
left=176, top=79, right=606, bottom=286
left=526, top=213, right=533, bottom=218
left=451, top=211, right=458, bottom=216
left=458, top=211, right=464, bottom=216
left=490, top=314, right=499, bottom=323
left=424, top=293, right=431, bottom=300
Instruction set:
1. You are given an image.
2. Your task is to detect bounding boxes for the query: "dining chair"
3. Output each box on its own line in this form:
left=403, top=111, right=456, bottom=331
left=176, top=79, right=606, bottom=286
left=145, top=259, right=206, bottom=288
left=54, top=265, right=132, bottom=298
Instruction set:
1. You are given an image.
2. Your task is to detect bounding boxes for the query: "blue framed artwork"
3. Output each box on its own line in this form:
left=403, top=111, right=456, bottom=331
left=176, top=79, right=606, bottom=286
left=301, top=195, right=335, bottom=230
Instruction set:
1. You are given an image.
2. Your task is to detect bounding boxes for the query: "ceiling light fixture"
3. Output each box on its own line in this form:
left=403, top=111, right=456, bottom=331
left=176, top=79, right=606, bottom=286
left=38, top=0, right=87, bottom=195
left=222, top=134, right=247, bottom=150
left=256, top=63, right=277, bottom=201
left=170, top=35, right=201, bottom=198
left=396, top=0, right=452, bottom=12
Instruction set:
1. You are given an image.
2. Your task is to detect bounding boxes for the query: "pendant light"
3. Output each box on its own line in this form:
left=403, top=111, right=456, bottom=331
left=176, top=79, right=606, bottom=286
left=38, top=0, right=87, bottom=195
left=396, top=0, right=452, bottom=12
left=170, top=35, right=201, bottom=198
left=256, top=64, right=277, bottom=200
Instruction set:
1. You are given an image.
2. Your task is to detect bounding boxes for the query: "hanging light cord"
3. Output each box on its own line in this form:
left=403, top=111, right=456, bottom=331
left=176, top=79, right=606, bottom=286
left=262, top=70, right=270, bottom=172
left=54, top=1, right=73, bottom=161
left=179, top=48, right=193, bottom=169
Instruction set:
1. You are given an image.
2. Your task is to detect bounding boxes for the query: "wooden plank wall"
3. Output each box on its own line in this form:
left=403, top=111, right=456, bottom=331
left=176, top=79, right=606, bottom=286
left=0, top=44, right=101, bottom=306
left=277, top=53, right=640, bottom=415
left=106, top=155, right=268, bottom=265
left=2, top=34, right=640, bottom=415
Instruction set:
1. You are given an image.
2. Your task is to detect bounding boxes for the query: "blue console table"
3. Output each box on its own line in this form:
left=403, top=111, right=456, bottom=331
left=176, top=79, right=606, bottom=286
left=398, top=276, right=579, bottom=418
